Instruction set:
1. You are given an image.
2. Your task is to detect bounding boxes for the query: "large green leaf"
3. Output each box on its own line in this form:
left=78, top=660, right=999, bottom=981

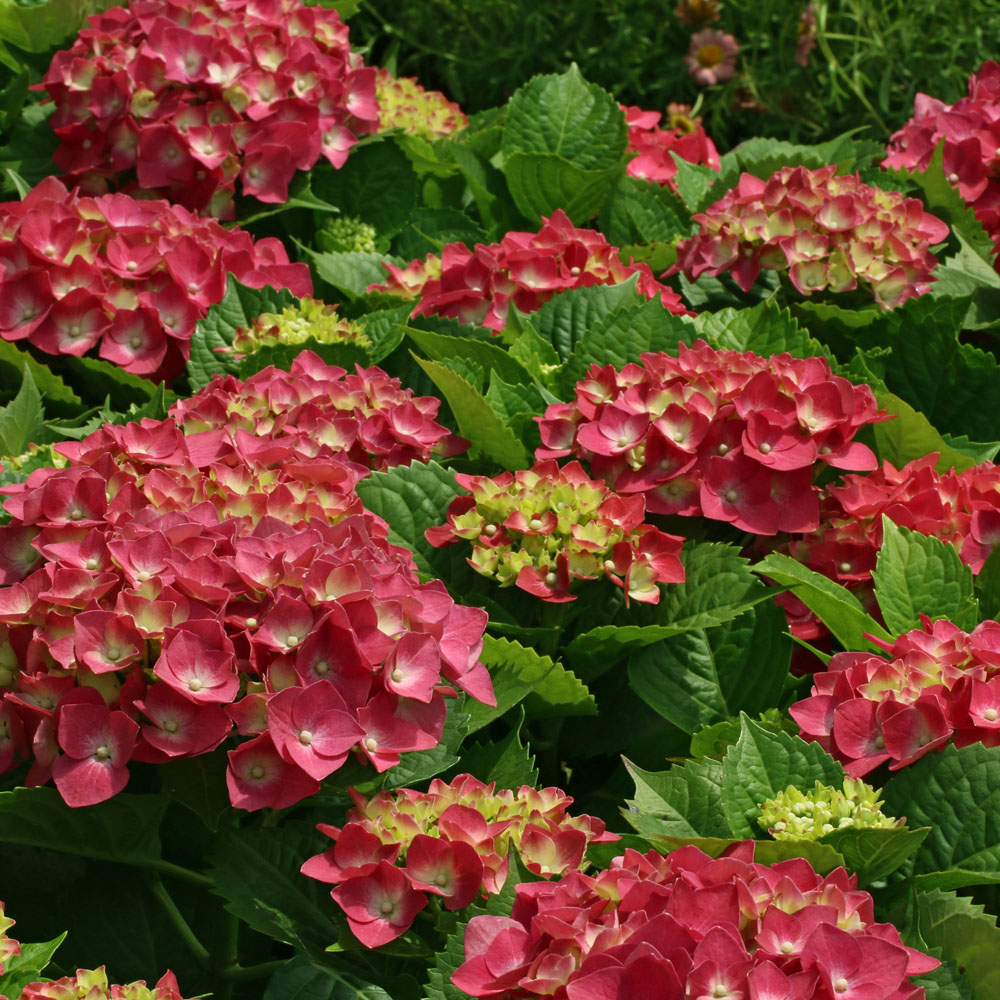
left=721, top=716, right=845, bottom=838
left=692, top=301, right=827, bottom=358
left=458, top=708, right=539, bottom=790
left=263, top=957, right=399, bottom=1000
left=882, top=743, right=1000, bottom=888
left=383, top=706, right=470, bottom=789
left=503, top=154, right=623, bottom=225
left=623, top=756, right=730, bottom=840
left=187, top=278, right=298, bottom=390
left=415, top=357, right=529, bottom=468
left=627, top=600, right=790, bottom=734
left=311, top=249, right=408, bottom=300
left=599, top=175, right=692, bottom=247
left=0, top=0, right=95, bottom=51
left=872, top=518, right=978, bottom=633
left=566, top=541, right=772, bottom=677
left=404, top=325, right=533, bottom=386
left=0, top=365, right=44, bottom=455
left=0, top=933, right=66, bottom=1000
left=753, top=552, right=893, bottom=649
left=819, top=825, right=929, bottom=886
left=0, top=340, right=79, bottom=414
left=209, top=823, right=337, bottom=955
left=916, top=890, right=1000, bottom=1000
left=0, top=787, right=166, bottom=866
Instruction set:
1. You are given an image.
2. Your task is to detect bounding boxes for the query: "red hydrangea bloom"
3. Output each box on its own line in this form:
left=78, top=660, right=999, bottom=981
left=375, top=67, right=467, bottom=140
left=536, top=340, right=887, bottom=536
left=622, top=104, right=720, bottom=193
left=883, top=61, right=1000, bottom=262
left=451, top=841, right=937, bottom=999
left=0, top=177, right=310, bottom=381
left=777, top=455, right=1000, bottom=641
left=425, top=460, right=685, bottom=604
left=369, top=210, right=693, bottom=332
left=0, top=354, right=491, bottom=810
left=171, top=351, right=466, bottom=470
left=18, top=967, right=190, bottom=1000
left=302, top=773, right=617, bottom=947
left=791, top=615, right=1000, bottom=775
left=673, top=166, right=950, bottom=308
left=40, top=0, right=378, bottom=217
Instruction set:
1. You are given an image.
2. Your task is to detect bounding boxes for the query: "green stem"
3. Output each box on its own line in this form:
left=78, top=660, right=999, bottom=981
left=147, top=858, right=214, bottom=889
left=149, top=876, right=211, bottom=967
left=214, top=908, right=242, bottom=1000
left=219, top=961, right=286, bottom=982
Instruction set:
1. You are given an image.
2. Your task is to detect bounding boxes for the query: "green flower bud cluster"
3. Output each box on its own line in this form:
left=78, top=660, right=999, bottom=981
left=759, top=778, right=900, bottom=840
left=228, top=298, right=371, bottom=356
left=316, top=214, right=379, bottom=254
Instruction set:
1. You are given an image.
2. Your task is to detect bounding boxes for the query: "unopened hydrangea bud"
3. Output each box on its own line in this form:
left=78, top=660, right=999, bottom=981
left=759, top=779, right=899, bottom=840
left=316, top=215, right=379, bottom=254
left=224, top=299, right=371, bottom=358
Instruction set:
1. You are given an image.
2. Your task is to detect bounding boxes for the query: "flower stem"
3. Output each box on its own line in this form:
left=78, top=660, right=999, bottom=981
left=148, top=875, right=210, bottom=966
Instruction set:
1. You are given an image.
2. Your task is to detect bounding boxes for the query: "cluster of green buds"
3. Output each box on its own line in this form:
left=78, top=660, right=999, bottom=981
left=0, top=444, right=67, bottom=493
left=375, top=67, right=468, bottom=140
left=758, top=778, right=900, bottom=840
left=315, top=214, right=379, bottom=254
left=219, top=299, right=371, bottom=359
left=426, top=460, right=686, bottom=604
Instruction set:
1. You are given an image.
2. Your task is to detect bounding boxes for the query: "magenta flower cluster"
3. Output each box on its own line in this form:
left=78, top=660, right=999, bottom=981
left=536, top=340, right=887, bottom=536
left=792, top=616, right=1000, bottom=776
left=622, top=104, right=720, bottom=193
left=0, top=353, right=492, bottom=811
left=0, top=177, right=311, bottom=381
left=40, top=0, right=379, bottom=217
left=673, top=166, right=950, bottom=309
left=452, top=841, right=938, bottom=999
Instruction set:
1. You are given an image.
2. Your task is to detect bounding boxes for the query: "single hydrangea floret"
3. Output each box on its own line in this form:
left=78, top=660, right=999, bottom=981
left=375, top=67, right=468, bottom=140
left=39, top=0, right=379, bottom=217
left=674, top=165, right=950, bottom=308
left=759, top=778, right=899, bottom=840
left=300, top=773, right=618, bottom=948
left=217, top=298, right=371, bottom=360
left=369, top=209, right=693, bottom=331
left=425, top=460, right=686, bottom=604
left=536, top=340, right=888, bottom=536
left=792, top=614, right=1000, bottom=775
left=450, top=840, right=939, bottom=999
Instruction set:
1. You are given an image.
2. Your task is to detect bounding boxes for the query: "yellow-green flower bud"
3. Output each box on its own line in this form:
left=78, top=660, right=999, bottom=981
left=316, top=214, right=379, bottom=254
left=758, top=778, right=900, bottom=841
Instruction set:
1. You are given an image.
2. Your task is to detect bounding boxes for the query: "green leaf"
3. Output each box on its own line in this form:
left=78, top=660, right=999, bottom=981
left=599, top=174, right=692, bottom=246
left=0, top=340, right=79, bottom=414
left=404, top=325, right=533, bottom=386
left=939, top=432, right=1000, bottom=464
left=723, top=131, right=882, bottom=184
left=414, top=356, right=529, bottom=467
left=384, top=706, right=470, bottom=789
left=721, top=715, right=845, bottom=839
left=530, top=281, right=646, bottom=362
left=556, top=297, right=693, bottom=394
left=393, top=206, right=486, bottom=260
left=0, top=787, right=166, bottom=866
left=311, top=249, right=407, bottom=300
left=0, top=0, right=94, bottom=51
left=209, top=823, right=336, bottom=955
left=753, top=552, right=893, bottom=649
left=693, top=301, right=828, bottom=358
left=160, top=755, right=230, bottom=833
left=916, top=890, right=1000, bottom=999
left=819, top=825, right=930, bottom=885
left=503, top=153, right=623, bottom=225
left=567, top=541, right=772, bottom=678
left=0, top=933, right=67, bottom=1000
left=882, top=743, right=1000, bottom=888
left=975, top=544, right=1000, bottom=621
left=670, top=155, right=721, bottom=213
left=873, top=518, right=978, bottom=633
left=623, top=756, right=730, bottom=840
left=263, top=956, right=398, bottom=1000
left=311, top=140, right=418, bottom=237
left=471, top=635, right=594, bottom=733
left=237, top=338, right=371, bottom=379
left=627, top=600, right=790, bottom=734
left=458, top=708, right=538, bottom=790
left=507, top=322, right=561, bottom=375
left=502, top=64, right=626, bottom=171
left=483, top=370, right=547, bottom=437
left=0, top=365, right=44, bottom=455
left=187, top=278, right=298, bottom=390
left=873, top=390, right=983, bottom=474
left=50, top=353, right=158, bottom=410
left=0, top=102, right=58, bottom=196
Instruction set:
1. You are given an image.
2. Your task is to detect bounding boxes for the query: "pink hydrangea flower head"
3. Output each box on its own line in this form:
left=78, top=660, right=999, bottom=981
left=426, top=460, right=685, bottom=604
left=674, top=166, right=949, bottom=308
left=536, top=341, right=887, bottom=536
left=18, top=966, right=191, bottom=999
left=0, top=355, right=490, bottom=811
left=884, top=61, right=1000, bottom=263
left=792, top=615, right=1000, bottom=772
left=39, top=0, right=378, bottom=216
left=685, top=29, right=740, bottom=86
left=0, top=900, right=19, bottom=974
left=302, top=773, right=618, bottom=946
left=0, top=177, right=311, bottom=381
left=452, top=841, right=937, bottom=998
left=369, top=210, right=693, bottom=332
